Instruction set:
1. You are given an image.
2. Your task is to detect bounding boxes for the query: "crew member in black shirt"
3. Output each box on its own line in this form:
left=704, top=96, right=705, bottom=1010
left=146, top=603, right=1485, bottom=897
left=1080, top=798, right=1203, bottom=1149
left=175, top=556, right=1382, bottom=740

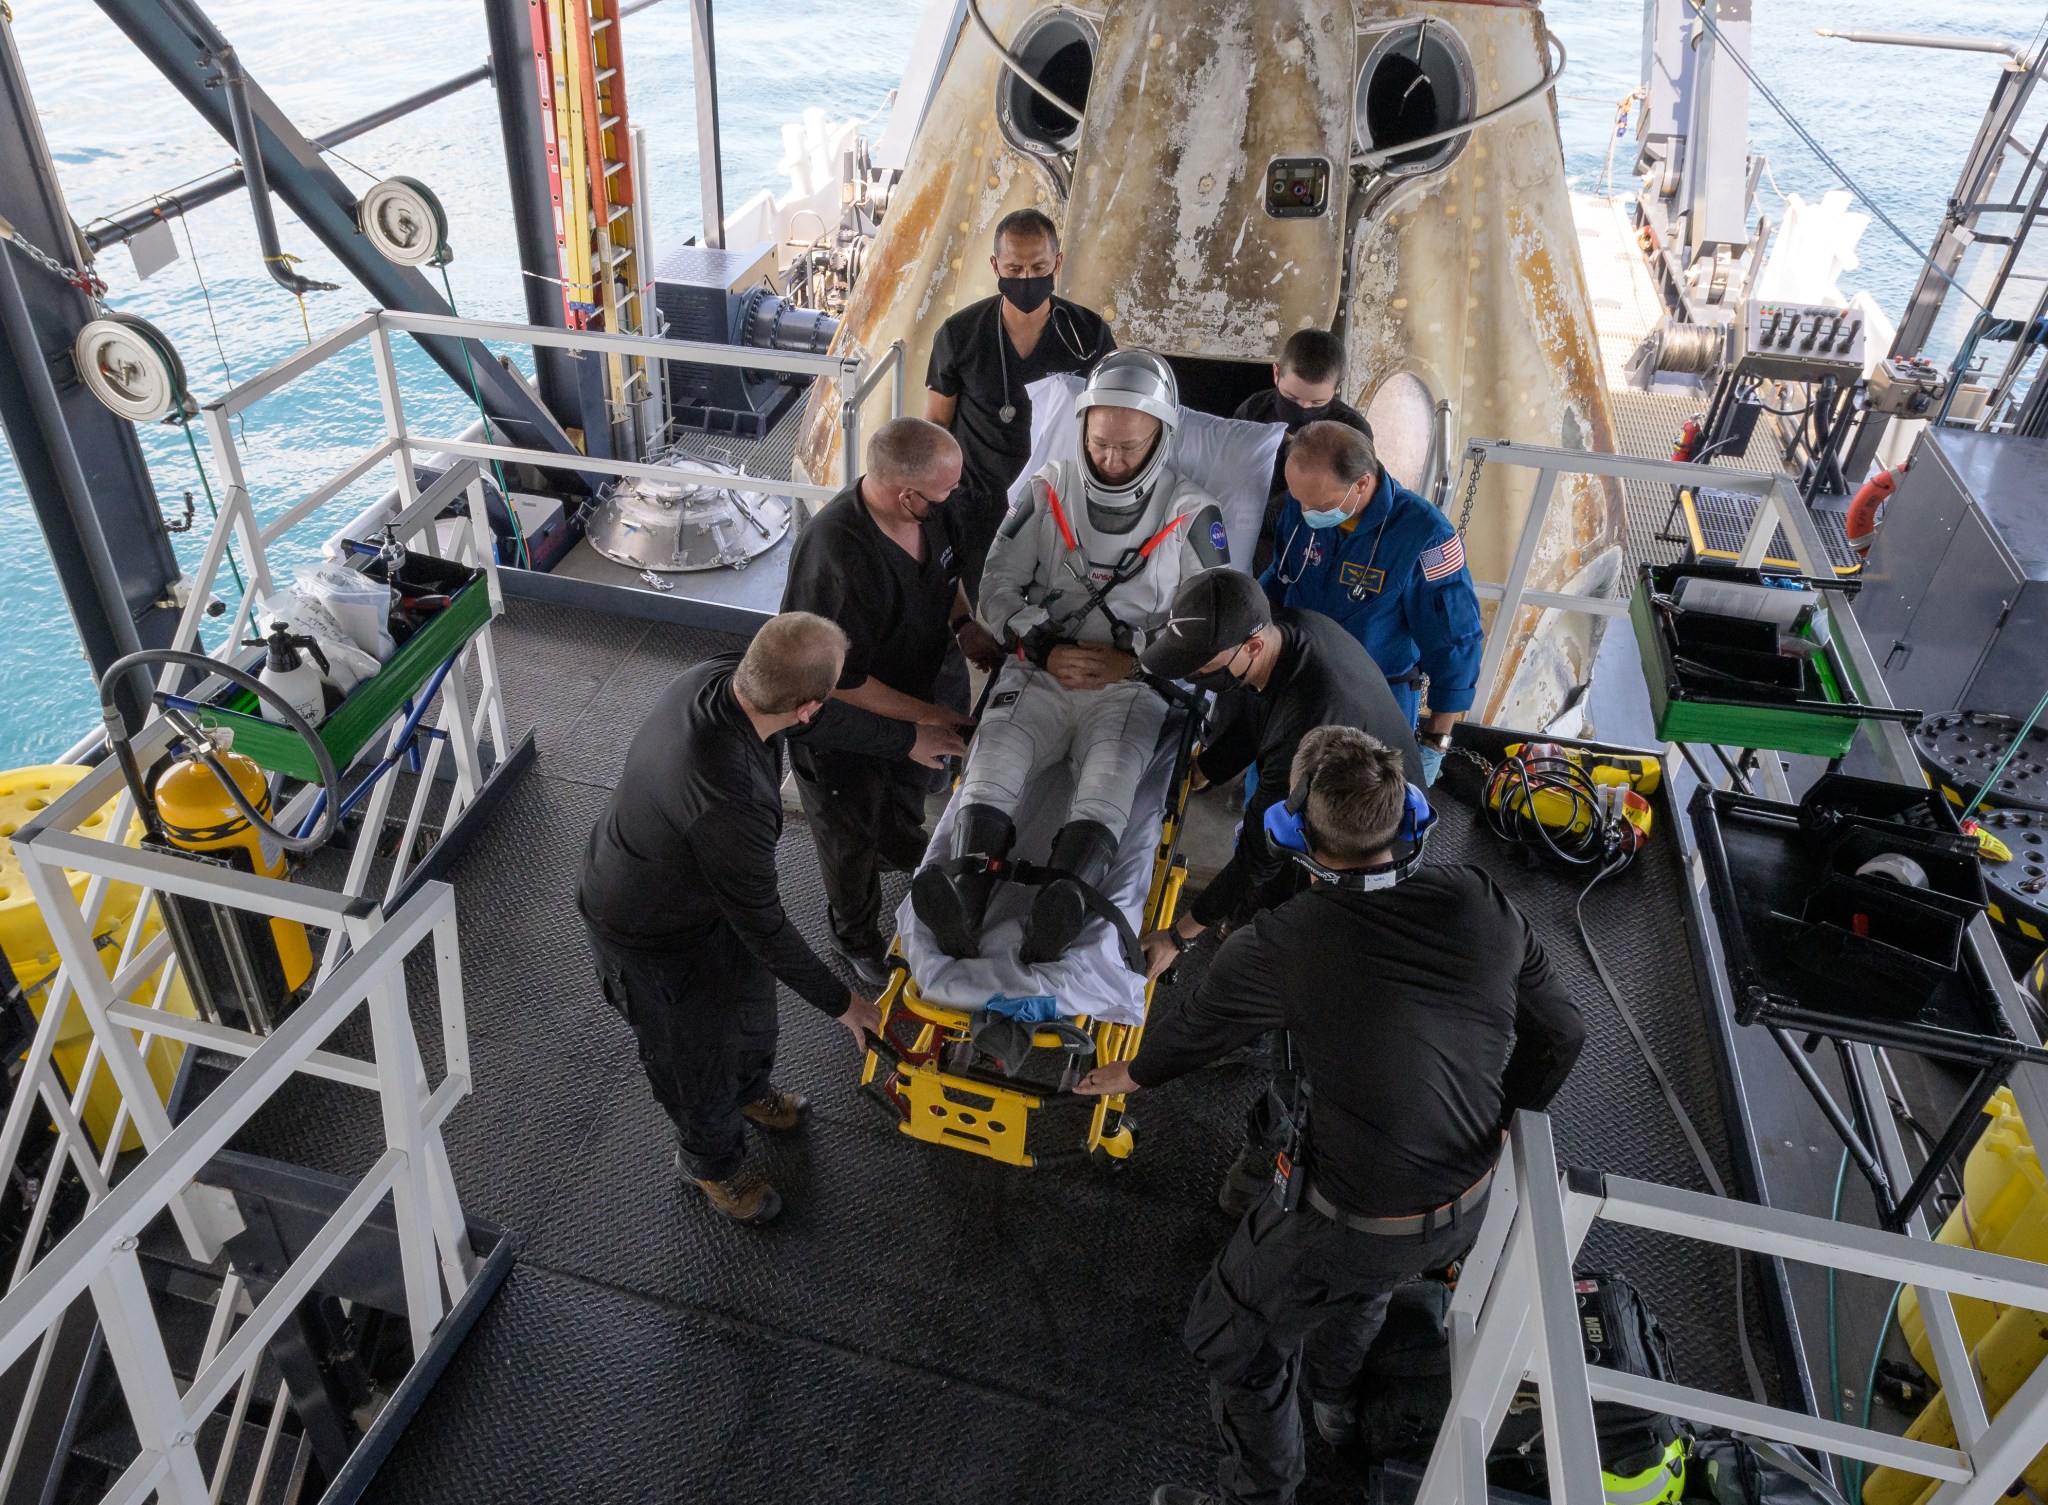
left=1231, top=329, right=1375, bottom=573
left=925, top=206, right=1114, bottom=596
left=578, top=613, right=884, bottom=1228
left=1139, top=567, right=1426, bottom=1212
left=781, top=417, right=1004, bottom=986
left=1138, top=567, right=1420, bottom=969
left=1081, top=727, right=1583, bottom=1505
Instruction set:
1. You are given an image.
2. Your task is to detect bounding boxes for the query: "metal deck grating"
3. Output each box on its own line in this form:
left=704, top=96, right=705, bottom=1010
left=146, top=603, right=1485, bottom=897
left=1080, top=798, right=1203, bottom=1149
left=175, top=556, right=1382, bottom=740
left=148, top=597, right=1772, bottom=1503
left=1573, top=194, right=1802, bottom=574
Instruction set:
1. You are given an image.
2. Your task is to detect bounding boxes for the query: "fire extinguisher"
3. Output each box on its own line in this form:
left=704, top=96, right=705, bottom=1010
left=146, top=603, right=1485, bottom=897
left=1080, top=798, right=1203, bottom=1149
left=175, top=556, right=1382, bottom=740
left=1672, top=418, right=1703, bottom=463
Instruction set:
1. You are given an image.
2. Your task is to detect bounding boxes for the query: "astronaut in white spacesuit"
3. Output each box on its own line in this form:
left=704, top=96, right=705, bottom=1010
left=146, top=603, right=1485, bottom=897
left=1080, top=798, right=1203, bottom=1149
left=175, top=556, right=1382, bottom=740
left=912, top=350, right=1229, bottom=964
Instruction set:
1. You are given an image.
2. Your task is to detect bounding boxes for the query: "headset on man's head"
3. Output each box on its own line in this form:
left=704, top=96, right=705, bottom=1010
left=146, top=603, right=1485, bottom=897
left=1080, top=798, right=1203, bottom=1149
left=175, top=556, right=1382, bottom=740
left=1261, top=753, right=1436, bottom=892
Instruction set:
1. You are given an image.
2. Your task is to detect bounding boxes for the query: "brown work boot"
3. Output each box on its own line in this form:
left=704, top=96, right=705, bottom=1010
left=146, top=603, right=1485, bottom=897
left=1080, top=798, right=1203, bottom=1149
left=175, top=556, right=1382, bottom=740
left=740, top=1087, right=810, bottom=1133
left=691, top=1171, right=783, bottom=1226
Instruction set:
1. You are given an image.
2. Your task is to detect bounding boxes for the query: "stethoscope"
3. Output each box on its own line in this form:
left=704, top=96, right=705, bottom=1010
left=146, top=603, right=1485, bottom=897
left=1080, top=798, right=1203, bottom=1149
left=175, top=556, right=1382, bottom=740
left=996, top=300, right=1095, bottom=424
left=1272, top=489, right=1393, bottom=595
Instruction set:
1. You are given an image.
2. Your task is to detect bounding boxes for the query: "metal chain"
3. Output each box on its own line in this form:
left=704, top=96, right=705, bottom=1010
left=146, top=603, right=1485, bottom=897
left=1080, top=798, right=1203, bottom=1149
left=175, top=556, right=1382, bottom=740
left=0, top=215, right=106, bottom=299
left=1454, top=445, right=1485, bottom=539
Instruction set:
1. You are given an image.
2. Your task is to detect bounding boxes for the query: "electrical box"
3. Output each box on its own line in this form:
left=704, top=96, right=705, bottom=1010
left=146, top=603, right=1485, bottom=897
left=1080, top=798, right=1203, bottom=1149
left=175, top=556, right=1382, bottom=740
left=1854, top=426, right=2048, bottom=721
left=1866, top=355, right=1948, bottom=418
left=1736, top=299, right=1866, bottom=382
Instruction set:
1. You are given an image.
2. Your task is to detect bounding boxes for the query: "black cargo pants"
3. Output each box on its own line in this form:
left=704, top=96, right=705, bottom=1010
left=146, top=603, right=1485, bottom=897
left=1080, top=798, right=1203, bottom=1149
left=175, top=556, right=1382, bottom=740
left=587, top=927, right=776, bottom=1183
left=791, top=746, right=932, bottom=954
left=1185, top=1191, right=1486, bottom=1505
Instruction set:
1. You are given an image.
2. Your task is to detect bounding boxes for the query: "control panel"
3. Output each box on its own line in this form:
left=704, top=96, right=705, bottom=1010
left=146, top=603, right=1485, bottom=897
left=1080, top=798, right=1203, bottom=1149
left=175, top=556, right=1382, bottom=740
left=1264, top=157, right=1331, bottom=218
left=1736, top=299, right=1866, bottom=381
left=1865, top=355, right=1950, bottom=417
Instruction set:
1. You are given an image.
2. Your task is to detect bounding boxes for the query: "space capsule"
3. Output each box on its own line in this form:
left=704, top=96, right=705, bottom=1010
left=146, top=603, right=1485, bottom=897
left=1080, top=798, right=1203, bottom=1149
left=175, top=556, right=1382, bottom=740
left=799, top=0, right=1623, bottom=724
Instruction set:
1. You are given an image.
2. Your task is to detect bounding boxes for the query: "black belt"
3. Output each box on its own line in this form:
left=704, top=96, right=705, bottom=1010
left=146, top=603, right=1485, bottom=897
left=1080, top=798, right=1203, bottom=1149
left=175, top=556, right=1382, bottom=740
left=1305, top=1163, right=1493, bottom=1237
left=1386, top=667, right=1426, bottom=691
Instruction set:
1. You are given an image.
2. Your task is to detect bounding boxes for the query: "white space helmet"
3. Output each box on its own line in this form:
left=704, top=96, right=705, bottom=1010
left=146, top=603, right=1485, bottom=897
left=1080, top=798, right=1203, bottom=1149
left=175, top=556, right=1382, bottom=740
left=1075, top=349, right=1179, bottom=507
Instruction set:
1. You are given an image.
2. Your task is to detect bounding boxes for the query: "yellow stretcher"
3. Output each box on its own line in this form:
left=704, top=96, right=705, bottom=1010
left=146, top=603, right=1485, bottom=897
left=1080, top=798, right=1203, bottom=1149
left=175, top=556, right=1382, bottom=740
left=859, top=703, right=1200, bottom=1169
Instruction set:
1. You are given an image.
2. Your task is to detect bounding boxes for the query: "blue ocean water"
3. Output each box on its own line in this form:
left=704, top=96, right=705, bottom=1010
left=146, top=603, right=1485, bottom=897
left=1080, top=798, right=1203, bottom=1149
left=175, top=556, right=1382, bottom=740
left=0, top=1, right=2040, bottom=764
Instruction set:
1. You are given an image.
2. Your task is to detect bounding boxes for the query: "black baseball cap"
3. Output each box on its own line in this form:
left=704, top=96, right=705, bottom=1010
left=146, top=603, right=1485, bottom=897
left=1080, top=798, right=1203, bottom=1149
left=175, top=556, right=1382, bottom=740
left=1141, top=567, right=1272, bottom=681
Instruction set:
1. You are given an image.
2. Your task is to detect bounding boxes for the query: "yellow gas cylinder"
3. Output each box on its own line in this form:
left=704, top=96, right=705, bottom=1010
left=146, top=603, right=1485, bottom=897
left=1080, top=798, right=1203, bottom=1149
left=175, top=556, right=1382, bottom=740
left=1863, top=1302, right=2048, bottom=1505
left=153, top=744, right=313, bottom=992
left=1898, top=1087, right=2047, bottom=1372
left=0, top=765, right=196, bottom=1153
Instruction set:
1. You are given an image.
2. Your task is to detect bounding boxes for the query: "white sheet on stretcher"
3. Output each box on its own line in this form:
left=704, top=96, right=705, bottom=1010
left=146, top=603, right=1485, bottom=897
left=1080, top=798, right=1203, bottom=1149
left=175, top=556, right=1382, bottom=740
left=896, top=382, right=1278, bottom=1022
left=895, top=714, right=1182, bottom=1027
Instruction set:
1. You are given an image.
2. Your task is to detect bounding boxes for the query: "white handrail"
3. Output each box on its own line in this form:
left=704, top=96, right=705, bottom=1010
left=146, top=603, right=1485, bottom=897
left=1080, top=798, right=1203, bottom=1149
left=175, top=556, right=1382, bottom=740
left=1415, top=1112, right=2048, bottom=1505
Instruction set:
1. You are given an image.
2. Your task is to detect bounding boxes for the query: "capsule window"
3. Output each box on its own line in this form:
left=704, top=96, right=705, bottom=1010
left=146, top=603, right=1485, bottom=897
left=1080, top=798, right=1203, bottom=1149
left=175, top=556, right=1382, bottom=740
left=1354, top=21, right=1474, bottom=173
left=997, top=10, right=1095, bottom=156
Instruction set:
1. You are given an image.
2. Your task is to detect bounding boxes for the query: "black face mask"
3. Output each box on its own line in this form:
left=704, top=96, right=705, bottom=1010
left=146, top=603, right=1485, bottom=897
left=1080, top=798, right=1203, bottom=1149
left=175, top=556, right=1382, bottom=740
left=1186, top=655, right=1246, bottom=695
left=997, top=273, right=1055, bottom=314
left=1272, top=393, right=1330, bottom=427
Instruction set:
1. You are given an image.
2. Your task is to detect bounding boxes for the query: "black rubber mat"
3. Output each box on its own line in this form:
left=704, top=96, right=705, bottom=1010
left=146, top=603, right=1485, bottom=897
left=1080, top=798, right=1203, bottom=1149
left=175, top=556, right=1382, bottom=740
left=215, top=599, right=1761, bottom=1503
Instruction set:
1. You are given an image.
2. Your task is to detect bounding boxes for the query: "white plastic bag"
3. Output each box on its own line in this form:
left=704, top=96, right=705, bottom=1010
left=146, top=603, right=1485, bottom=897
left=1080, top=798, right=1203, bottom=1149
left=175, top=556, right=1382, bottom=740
left=260, top=591, right=383, bottom=694
left=294, top=563, right=395, bottom=662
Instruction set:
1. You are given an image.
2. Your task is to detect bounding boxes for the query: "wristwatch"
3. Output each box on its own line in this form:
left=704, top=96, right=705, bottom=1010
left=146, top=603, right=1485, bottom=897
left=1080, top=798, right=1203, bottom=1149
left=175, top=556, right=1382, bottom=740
left=950, top=612, right=975, bottom=634
left=1422, top=730, right=1454, bottom=751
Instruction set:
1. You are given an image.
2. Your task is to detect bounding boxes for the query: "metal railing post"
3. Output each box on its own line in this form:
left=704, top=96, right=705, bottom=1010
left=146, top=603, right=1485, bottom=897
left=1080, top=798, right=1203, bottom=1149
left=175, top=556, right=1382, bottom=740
left=1473, top=463, right=1559, bottom=716
left=889, top=337, right=906, bottom=419
left=91, top=1242, right=212, bottom=1504
left=368, top=315, right=419, bottom=513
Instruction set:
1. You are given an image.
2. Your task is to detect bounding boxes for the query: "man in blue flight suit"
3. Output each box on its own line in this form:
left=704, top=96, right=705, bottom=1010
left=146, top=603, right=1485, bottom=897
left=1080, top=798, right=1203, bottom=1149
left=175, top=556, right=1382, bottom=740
left=1260, top=422, right=1482, bottom=783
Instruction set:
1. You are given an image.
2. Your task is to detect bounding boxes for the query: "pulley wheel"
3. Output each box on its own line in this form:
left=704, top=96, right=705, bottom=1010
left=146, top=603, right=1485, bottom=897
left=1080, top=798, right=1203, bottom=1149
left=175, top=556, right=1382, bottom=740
left=358, top=176, right=451, bottom=268
left=73, top=313, right=188, bottom=423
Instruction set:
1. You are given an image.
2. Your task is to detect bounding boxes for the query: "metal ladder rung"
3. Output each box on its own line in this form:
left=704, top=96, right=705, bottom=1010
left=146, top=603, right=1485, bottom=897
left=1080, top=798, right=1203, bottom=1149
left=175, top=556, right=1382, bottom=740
left=607, top=202, right=630, bottom=224
left=597, top=66, right=617, bottom=83
left=591, top=15, right=612, bottom=30
left=605, top=158, right=627, bottom=177
left=600, top=114, right=621, bottom=132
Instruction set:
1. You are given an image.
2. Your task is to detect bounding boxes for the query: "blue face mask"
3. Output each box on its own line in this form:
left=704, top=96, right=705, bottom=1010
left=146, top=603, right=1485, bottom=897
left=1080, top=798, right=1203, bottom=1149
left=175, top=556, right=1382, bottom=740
left=1290, top=491, right=1350, bottom=529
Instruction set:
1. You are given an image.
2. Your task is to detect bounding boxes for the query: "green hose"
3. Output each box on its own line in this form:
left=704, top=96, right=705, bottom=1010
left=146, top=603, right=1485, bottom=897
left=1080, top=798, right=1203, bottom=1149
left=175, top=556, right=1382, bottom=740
left=1848, top=1284, right=1905, bottom=1505
left=436, top=263, right=528, bottom=570
left=1962, top=684, right=2048, bottom=820
left=1827, top=1149, right=1850, bottom=1424
left=179, top=419, right=244, bottom=593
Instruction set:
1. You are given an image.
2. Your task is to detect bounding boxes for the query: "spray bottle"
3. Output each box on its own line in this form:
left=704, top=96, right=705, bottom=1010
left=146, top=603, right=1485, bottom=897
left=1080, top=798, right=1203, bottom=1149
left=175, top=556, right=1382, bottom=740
left=243, top=624, right=333, bottom=728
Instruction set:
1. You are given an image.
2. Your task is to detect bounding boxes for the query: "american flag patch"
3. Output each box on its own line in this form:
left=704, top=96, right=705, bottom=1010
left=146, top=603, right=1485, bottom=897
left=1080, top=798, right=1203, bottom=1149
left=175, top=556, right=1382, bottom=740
left=1420, top=535, right=1465, bottom=581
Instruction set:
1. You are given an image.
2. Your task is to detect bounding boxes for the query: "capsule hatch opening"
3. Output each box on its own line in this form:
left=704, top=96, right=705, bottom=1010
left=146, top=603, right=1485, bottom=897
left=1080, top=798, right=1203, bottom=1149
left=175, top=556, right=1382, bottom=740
left=997, top=10, right=1095, bottom=158
left=1354, top=20, right=1475, bottom=174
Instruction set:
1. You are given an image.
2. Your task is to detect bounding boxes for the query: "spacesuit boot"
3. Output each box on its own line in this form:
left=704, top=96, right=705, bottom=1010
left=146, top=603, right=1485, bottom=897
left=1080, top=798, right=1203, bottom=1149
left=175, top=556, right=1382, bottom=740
left=910, top=803, right=1016, bottom=960
left=1018, top=819, right=1120, bottom=965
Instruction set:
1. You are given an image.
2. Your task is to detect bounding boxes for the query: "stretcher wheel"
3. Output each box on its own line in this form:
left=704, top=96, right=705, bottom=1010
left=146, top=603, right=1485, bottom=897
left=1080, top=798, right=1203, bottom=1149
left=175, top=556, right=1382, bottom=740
left=1090, top=1115, right=1137, bottom=1170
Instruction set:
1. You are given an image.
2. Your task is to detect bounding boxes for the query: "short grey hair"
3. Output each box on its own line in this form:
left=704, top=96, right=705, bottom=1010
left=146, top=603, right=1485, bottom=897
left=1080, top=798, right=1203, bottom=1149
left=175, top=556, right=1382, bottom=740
left=867, top=416, right=961, bottom=486
left=1289, top=421, right=1377, bottom=488
left=735, top=611, right=848, bottom=714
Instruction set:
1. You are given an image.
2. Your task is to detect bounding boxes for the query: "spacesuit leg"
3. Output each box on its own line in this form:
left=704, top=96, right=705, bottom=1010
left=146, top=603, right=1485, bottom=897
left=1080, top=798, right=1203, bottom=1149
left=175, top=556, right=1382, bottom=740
left=1018, top=679, right=1168, bottom=965
left=911, top=661, right=1074, bottom=959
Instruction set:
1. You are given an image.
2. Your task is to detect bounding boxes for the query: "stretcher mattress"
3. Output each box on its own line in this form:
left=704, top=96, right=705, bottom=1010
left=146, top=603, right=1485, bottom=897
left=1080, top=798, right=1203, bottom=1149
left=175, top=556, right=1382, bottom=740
left=895, top=712, right=1183, bottom=1026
